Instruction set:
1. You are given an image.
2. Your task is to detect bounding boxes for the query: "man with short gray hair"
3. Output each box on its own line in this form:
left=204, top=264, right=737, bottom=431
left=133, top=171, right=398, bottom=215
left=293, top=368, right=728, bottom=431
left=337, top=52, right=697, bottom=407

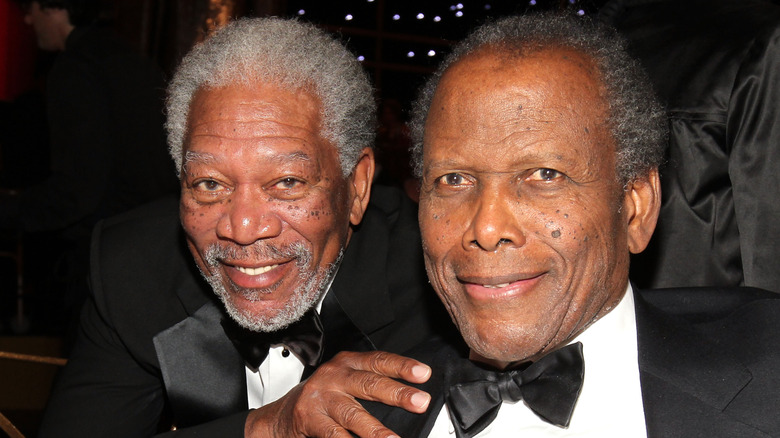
left=365, top=12, right=780, bottom=437
left=39, top=17, right=447, bottom=437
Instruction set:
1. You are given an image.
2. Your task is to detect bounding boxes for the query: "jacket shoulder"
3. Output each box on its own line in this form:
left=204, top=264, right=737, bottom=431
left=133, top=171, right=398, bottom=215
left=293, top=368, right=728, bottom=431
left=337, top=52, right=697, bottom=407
left=636, top=287, right=780, bottom=436
left=89, top=197, right=211, bottom=352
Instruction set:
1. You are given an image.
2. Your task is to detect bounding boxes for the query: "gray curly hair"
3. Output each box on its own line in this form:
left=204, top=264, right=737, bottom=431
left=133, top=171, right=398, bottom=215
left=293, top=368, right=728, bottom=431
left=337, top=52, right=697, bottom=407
left=410, top=12, right=666, bottom=183
left=166, top=17, right=376, bottom=177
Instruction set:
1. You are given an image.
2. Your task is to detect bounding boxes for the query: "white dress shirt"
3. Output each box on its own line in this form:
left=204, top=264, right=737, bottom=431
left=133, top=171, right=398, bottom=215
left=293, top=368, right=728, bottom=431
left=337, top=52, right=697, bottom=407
left=428, top=284, right=648, bottom=437
left=244, top=274, right=336, bottom=409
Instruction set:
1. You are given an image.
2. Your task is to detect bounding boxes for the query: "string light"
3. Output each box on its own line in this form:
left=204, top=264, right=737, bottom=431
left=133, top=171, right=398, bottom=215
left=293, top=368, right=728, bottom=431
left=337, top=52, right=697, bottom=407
left=292, top=0, right=587, bottom=77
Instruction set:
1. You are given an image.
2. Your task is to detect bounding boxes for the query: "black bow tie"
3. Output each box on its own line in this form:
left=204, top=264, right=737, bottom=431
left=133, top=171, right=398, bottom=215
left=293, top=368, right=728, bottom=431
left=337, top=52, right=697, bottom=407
left=221, top=309, right=325, bottom=369
left=446, top=342, right=585, bottom=438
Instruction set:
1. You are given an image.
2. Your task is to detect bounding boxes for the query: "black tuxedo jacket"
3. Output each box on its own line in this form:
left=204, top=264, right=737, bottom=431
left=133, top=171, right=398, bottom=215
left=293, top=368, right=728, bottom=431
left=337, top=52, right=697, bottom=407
left=39, top=186, right=453, bottom=437
left=366, top=288, right=780, bottom=437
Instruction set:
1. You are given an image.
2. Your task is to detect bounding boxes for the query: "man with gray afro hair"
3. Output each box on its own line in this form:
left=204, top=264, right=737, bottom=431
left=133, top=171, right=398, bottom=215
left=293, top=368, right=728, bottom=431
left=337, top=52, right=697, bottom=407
left=39, top=16, right=453, bottom=438
left=166, top=17, right=376, bottom=177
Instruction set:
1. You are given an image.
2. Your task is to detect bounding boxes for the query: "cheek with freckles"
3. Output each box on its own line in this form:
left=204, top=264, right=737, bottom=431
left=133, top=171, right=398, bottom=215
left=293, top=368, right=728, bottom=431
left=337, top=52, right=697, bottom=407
left=419, top=196, right=463, bottom=259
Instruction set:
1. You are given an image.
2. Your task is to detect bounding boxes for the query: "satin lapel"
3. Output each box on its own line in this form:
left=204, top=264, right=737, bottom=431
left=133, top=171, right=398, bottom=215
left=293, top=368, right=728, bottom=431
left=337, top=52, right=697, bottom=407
left=634, top=290, right=752, bottom=434
left=153, top=300, right=246, bottom=427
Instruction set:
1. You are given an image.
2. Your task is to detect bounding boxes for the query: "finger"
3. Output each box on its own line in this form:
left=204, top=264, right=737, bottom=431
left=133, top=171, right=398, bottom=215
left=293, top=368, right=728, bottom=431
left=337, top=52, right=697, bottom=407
left=339, top=350, right=432, bottom=384
left=345, top=369, right=431, bottom=413
left=321, top=394, right=402, bottom=438
left=303, top=418, right=360, bottom=438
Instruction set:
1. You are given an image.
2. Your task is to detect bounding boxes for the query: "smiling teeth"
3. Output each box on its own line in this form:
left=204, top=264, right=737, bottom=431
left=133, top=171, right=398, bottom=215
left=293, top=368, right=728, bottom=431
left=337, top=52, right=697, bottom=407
left=483, top=283, right=510, bottom=289
left=236, top=265, right=278, bottom=276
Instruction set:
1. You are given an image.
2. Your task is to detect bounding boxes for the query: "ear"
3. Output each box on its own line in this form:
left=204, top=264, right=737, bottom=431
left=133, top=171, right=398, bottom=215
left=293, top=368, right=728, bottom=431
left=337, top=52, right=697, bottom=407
left=623, top=168, right=661, bottom=254
left=348, top=148, right=375, bottom=226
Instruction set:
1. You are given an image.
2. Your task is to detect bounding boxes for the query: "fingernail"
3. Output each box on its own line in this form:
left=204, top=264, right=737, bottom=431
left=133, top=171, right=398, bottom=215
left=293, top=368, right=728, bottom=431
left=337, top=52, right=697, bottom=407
left=411, top=364, right=431, bottom=379
left=411, top=391, right=431, bottom=409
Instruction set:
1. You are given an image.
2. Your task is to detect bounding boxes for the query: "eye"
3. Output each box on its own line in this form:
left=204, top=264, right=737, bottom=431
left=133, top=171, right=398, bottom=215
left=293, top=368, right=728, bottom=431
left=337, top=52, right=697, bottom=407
left=193, top=179, right=223, bottom=192
left=267, top=176, right=308, bottom=200
left=529, top=168, right=564, bottom=182
left=274, top=177, right=303, bottom=190
left=187, top=177, right=230, bottom=203
left=436, top=173, right=468, bottom=186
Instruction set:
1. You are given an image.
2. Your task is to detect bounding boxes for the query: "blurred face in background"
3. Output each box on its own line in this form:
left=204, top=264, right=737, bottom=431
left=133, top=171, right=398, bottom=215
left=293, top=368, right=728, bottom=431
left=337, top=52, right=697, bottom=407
left=22, top=1, right=72, bottom=51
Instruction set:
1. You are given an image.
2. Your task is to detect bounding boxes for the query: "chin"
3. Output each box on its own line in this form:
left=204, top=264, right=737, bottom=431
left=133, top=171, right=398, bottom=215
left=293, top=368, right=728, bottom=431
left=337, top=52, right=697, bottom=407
left=224, top=294, right=311, bottom=333
left=465, top=322, right=549, bottom=365
left=207, top=273, right=316, bottom=333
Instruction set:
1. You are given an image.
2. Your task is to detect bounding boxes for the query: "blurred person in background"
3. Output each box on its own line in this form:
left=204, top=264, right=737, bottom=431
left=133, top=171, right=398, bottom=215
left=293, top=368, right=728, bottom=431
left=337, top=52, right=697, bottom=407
left=0, top=0, right=176, bottom=337
left=600, top=0, right=780, bottom=292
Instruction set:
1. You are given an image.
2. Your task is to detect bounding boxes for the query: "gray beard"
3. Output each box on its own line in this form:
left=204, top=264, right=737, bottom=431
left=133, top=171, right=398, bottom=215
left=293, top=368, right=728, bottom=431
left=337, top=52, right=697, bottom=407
left=200, top=241, right=343, bottom=332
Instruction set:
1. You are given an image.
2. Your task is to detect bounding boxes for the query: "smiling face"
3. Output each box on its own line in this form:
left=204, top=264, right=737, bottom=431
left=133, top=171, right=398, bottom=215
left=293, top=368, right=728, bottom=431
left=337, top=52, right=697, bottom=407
left=418, top=48, right=659, bottom=368
left=180, top=82, right=373, bottom=332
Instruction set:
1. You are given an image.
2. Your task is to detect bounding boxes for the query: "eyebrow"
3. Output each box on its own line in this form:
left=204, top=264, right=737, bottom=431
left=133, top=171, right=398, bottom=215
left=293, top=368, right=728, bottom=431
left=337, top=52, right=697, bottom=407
left=182, top=151, right=216, bottom=168
left=424, top=149, right=571, bottom=173
left=182, top=150, right=313, bottom=170
left=275, top=151, right=313, bottom=164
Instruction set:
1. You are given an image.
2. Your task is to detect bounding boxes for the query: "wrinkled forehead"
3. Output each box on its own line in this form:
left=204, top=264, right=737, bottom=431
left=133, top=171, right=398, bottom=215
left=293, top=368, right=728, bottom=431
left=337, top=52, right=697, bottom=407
left=189, top=80, right=321, bottom=120
left=184, top=82, right=326, bottom=144
left=421, top=46, right=619, bottom=185
left=438, top=45, right=606, bottom=107
left=179, top=82, right=345, bottom=176
left=430, top=47, right=611, bottom=138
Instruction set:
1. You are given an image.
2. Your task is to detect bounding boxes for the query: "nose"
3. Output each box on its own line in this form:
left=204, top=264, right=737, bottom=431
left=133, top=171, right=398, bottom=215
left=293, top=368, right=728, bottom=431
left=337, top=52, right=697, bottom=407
left=462, top=188, right=526, bottom=252
left=216, top=188, right=283, bottom=245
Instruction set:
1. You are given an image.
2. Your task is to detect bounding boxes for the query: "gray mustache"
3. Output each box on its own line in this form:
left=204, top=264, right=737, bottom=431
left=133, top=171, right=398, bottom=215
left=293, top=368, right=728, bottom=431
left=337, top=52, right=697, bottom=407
left=203, top=241, right=312, bottom=268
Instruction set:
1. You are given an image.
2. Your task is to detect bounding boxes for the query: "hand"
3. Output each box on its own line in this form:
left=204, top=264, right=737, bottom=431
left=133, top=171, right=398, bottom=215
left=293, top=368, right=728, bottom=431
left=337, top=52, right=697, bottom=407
left=244, top=350, right=432, bottom=438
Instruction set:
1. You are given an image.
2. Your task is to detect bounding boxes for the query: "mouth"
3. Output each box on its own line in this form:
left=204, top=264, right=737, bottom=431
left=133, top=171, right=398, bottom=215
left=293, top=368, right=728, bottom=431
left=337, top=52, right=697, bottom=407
left=457, top=272, right=545, bottom=300
left=234, top=264, right=279, bottom=276
left=221, top=260, right=294, bottom=290
left=481, top=282, right=511, bottom=289
left=201, top=240, right=314, bottom=296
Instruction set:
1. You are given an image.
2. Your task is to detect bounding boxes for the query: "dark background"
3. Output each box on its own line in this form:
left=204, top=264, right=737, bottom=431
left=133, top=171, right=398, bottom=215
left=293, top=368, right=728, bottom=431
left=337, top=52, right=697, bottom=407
left=0, top=0, right=606, bottom=108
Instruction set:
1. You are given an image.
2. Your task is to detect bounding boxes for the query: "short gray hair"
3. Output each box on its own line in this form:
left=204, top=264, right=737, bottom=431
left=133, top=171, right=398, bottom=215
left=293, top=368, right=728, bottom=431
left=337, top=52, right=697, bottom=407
left=410, top=12, right=666, bottom=183
left=166, top=17, right=376, bottom=177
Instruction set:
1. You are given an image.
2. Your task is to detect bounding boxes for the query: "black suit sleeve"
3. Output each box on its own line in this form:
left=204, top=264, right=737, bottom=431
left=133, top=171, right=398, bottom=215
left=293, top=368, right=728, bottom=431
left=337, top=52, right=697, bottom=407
left=39, top=200, right=251, bottom=437
left=39, top=219, right=168, bottom=437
